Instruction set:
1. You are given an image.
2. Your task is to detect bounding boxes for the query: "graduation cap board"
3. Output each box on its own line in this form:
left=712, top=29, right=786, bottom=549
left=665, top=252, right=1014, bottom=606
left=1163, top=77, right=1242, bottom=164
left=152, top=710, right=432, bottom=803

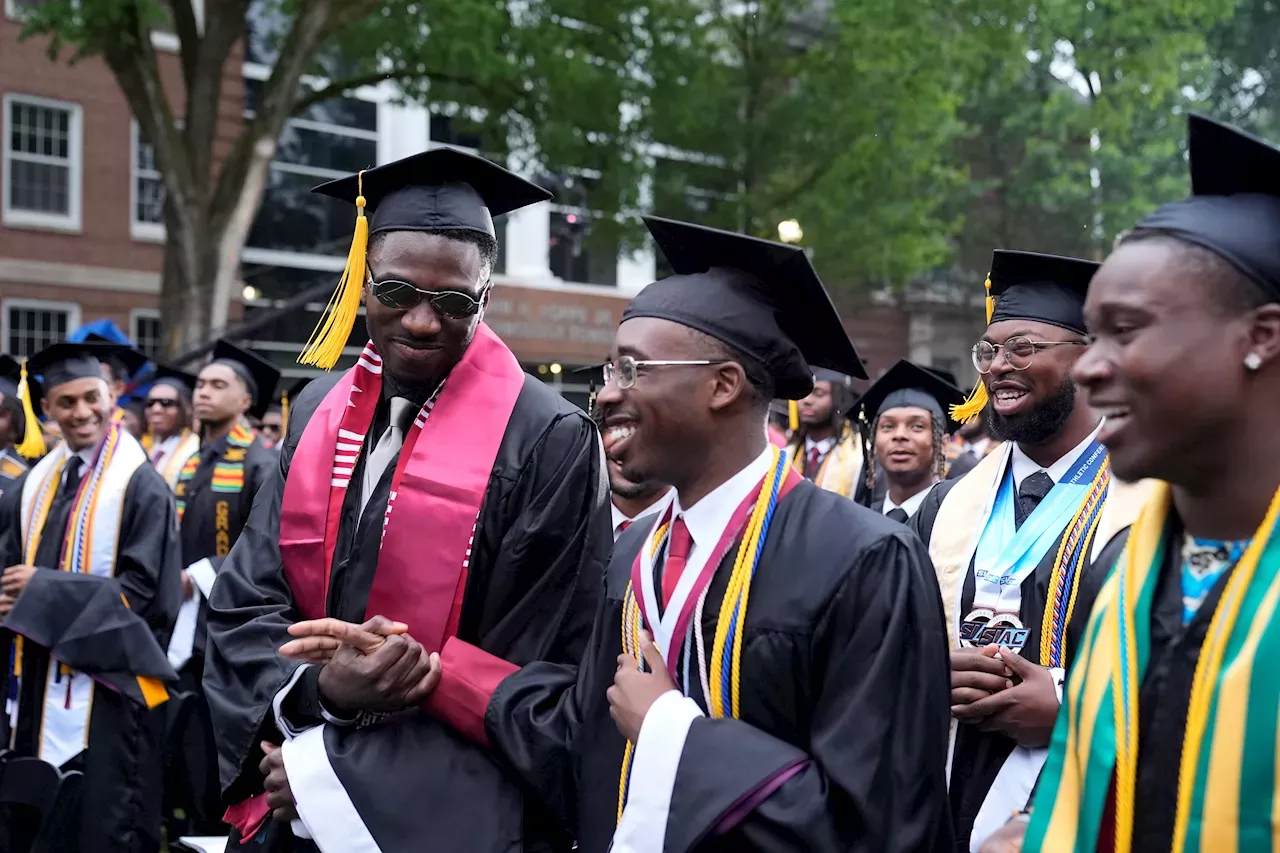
left=0, top=354, right=20, bottom=400
left=151, top=364, right=198, bottom=399
left=1137, top=114, right=1280, bottom=300
left=625, top=216, right=866, bottom=401
left=300, top=148, right=554, bottom=370
left=5, top=571, right=176, bottom=708
left=209, top=340, right=281, bottom=420
left=950, top=249, right=1100, bottom=425
left=857, top=359, right=967, bottom=436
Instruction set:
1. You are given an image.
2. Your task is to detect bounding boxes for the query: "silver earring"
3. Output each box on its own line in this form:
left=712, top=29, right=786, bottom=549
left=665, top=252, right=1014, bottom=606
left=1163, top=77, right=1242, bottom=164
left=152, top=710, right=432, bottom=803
left=1245, top=353, right=1263, bottom=371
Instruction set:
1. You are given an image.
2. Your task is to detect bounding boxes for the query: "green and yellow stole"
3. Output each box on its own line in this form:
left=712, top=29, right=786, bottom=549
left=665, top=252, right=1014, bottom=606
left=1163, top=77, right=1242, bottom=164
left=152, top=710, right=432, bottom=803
left=1027, top=481, right=1280, bottom=853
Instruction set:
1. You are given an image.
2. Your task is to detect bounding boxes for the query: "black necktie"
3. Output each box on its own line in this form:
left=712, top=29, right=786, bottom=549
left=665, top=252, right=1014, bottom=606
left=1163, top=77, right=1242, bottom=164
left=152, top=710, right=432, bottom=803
left=61, top=456, right=84, bottom=498
left=886, top=507, right=909, bottom=524
left=1015, top=471, right=1054, bottom=529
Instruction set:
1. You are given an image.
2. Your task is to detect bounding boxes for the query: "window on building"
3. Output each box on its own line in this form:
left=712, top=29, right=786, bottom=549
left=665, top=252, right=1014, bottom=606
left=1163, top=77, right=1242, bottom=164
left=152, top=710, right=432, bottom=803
left=3, top=300, right=78, bottom=358
left=131, top=310, right=163, bottom=359
left=132, top=122, right=166, bottom=236
left=2, top=94, right=82, bottom=230
left=245, top=80, right=379, bottom=256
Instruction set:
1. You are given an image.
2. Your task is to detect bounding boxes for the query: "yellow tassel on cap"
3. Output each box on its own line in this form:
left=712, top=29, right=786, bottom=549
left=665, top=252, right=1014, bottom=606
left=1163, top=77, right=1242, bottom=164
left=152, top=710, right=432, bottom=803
left=299, top=170, right=369, bottom=370
left=281, top=393, right=290, bottom=434
left=949, top=275, right=993, bottom=425
left=15, top=359, right=46, bottom=459
left=788, top=400, right=800, bottom=432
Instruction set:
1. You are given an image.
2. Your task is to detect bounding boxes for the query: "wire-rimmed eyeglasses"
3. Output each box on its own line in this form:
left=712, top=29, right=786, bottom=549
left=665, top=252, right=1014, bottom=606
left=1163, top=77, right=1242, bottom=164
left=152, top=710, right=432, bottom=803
left=602, top=355, right=724, bottom=390
left=971, top=336, right=1087, bottom=374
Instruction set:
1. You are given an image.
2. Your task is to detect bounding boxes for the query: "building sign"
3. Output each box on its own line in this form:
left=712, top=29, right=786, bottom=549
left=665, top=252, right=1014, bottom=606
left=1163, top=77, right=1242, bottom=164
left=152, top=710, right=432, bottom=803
left=486, top=280, right=629, bottom=363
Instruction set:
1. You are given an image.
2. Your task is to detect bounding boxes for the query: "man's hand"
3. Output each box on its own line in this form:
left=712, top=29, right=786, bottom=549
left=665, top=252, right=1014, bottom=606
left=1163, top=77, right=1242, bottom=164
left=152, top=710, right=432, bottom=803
left=279, top=615, right=409, bottom=664
left=260, top=742, right=298, bottom=824
left=1, top=565, right=37, bottom=599
left=311, top=619, right=441, bottom=716
left=0, top=594, right=14, bottom=619
left=951, top=644, right=1013, bottom=709
left=952, top=646, right=1059, bottom=747
left=181, top=570, right=193, bottom=601
left=608, top=632, right=677, bottom=744
left=979, top=813, right=1029, bottom=853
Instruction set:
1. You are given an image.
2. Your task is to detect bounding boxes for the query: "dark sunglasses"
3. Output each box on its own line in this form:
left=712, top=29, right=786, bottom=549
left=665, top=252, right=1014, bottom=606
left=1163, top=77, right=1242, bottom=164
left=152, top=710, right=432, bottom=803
left=365, top=268, right=488, bottom=318
left=145, top=398, right=181, bottom=409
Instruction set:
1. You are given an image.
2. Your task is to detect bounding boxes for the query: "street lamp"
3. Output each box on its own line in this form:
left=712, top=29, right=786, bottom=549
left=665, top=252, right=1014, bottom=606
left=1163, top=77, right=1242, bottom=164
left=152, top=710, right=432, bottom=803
left=777, top=219, right=803, bottom=244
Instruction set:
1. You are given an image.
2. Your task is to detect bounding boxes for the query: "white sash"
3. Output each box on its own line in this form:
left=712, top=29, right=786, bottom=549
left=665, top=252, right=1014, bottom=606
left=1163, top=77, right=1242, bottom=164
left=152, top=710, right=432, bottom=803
left=17, top=432, right=147, bottom=766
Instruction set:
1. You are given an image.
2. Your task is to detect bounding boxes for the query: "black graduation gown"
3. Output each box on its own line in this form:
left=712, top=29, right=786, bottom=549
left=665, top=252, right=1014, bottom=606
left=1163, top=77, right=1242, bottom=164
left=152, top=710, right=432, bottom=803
left=481, top=482, right=954, bottom=853
left=910, top=478, right=1110, bottom=848
left=1087, top=523, right=1224, bottom=851
left=167, top=431, right=275, bottom=829
left=0, top=449, right=27, bottom=504
left=0, top=462, right=182, bottom=853
left=204, top=372, right=612, bottom=853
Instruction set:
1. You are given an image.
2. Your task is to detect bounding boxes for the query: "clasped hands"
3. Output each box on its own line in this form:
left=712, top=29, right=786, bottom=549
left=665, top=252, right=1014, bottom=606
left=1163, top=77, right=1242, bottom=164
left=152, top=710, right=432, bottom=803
left=261, top=615, right=442, bottom=825
left=0, top=564, right=38, bottom=618
left=949, top=644, right=1058, bottom=748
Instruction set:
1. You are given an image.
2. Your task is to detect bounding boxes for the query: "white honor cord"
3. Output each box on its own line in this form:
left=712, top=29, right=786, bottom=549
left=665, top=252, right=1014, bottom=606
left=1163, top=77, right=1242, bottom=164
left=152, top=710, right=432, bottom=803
left=694, top=584, right=711, bottom=706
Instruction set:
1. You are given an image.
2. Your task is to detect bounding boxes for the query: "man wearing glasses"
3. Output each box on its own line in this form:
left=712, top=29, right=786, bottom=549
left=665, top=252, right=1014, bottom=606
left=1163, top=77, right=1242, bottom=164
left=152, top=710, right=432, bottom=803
left=205, top=148, right=612, bottom=853
left=143, top=367, right=200, bottom=489
left=908, top=250, right=1155, bottom=852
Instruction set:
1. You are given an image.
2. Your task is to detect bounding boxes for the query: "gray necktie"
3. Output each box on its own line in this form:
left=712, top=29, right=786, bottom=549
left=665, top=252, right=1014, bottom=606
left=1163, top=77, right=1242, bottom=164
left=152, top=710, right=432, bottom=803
left=1014, top=470, right=1054, bottom=530
left=360, top=397, right=415, bottom=514
left=886, top=507, right=909, bottom=524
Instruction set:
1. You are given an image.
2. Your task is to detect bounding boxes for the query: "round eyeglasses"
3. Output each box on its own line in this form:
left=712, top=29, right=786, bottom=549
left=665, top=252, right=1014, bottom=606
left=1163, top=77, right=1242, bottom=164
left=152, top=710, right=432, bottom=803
left=602, top=355, right=721, bottom=390
left=971, top=336, right=1087, bottom=374
left=366, top=268, right=488, bottom=319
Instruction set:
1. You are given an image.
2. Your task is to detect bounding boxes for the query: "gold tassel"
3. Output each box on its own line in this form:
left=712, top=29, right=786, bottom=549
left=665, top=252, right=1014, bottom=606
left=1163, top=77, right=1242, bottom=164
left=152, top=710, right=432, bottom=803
left=950, top=275, right=994, bottom=425
left=788, top=400, right=800, bottom=432
left=299, top=171, right=369, bottom=370
left=15, top=359, right=46, bottom=459
left=281, top=393, right=290, bottom=434
left=13, top=637, right=23, bottom=677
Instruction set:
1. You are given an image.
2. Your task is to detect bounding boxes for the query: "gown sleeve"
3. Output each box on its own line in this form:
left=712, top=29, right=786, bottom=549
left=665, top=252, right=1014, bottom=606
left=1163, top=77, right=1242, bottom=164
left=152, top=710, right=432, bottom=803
left=0, top=472, right=25, bottom=566
left=652, top=532, right=955, bottom=853
left=115, top=465, right=184, bottom=643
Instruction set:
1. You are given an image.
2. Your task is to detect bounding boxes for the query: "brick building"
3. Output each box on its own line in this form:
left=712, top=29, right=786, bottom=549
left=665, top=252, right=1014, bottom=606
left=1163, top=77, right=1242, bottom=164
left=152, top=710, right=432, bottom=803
left=0, top=1, right=924, bottom=409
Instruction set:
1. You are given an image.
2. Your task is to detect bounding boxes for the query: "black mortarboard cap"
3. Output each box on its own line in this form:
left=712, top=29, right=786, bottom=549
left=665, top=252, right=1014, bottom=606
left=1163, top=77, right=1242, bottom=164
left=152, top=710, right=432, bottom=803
left=311, top=147, right=552, bottom=241
left=0, top=354, right=20, bottom=400
left=151, top=364, right=197, bottom=399
left=813, top=367, right=854, bottom=388
left=988, top=250, right=1098, bottom=335
left=625, top=216, right=866, bottom=400
left=84, top=333, right=149, bottom=380
left=1137, top=114, right=1280, bottom=299
left=27, top=340, right=126, bottom=395
left=209, top=340, right=280, bottom=419
left=857, top=359, right=967, bottom=435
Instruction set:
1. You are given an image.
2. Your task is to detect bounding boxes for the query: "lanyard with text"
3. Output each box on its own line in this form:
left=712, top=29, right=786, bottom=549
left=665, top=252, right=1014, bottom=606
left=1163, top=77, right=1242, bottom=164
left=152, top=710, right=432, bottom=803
left=964, top=440, right=1107, bottom=647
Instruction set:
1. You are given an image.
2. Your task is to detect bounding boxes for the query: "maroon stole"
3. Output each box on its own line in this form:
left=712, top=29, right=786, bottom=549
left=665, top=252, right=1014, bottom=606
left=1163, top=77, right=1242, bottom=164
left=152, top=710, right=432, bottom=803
left=278, top=324, right=525, bottom=653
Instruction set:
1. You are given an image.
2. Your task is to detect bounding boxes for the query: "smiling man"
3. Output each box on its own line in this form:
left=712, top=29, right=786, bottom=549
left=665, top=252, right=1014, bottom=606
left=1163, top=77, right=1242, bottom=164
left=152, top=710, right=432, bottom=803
left=982, top=116, right=1280, bottom=853
left=593, top=403, right=669, bottom=541
left=0, top=340, right=181, bottom=853
left=858, top=359, right=965, bottom=522
left=909, top=250, right=1155, bottom=853
left=144, top=366, right=200, bottom=489
left=388, top=216, right=954, bottom=853
left=204, top=148, right=611, bottom=853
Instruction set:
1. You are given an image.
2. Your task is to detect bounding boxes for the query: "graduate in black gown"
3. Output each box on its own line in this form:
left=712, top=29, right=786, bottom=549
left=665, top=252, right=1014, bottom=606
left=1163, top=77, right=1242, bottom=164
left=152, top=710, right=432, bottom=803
left=0, top=356, right=31, bottom=502
left=204, top=147, right=612, bottom=853
left=985, top=115, right=1280, bottom=853
left=0, top=341, right=182, bottom=853
left=859, top=360, right=965, bottom=523
left=907, top=251, right=1156, bottom=852
left=309, top=217, right=954, bottom=853
left=164, top=342, right=279, bottom=835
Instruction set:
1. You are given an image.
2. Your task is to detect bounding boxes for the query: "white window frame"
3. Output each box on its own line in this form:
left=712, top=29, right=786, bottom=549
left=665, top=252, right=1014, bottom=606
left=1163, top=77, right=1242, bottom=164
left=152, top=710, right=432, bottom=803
left=2, top=93, right=83, bottom=232
left=130, top=120, right=166, bottom=242
left=1, top=298, right=82, bottom=358
left=129, top=307, right=163, bottom=358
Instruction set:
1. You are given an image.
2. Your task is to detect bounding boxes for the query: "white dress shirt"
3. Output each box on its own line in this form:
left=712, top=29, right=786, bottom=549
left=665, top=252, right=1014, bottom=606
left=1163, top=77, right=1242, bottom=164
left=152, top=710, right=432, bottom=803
left=150, top=432, right=183, bottom=466
left=611, top=498, right=665, bottom=542
left=804, top=435, right=836, bottom=459
left=882, top=482, right=935, bottom=520
left=1008, top=421, right=1104, bottom=490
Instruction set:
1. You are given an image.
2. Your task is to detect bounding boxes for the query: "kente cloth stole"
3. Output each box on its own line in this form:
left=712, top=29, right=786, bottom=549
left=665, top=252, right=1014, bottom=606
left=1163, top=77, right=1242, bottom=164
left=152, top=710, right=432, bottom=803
left=1026, top=481, right=1280, bottom=853
left=278, top=323, right=524, bottom=654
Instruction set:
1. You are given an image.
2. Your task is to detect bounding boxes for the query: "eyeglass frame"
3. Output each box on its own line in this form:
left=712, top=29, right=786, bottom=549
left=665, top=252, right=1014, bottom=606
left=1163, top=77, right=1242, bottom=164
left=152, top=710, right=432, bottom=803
left=364, top=265, right=491, bottom=319
left=971, top=336, right=1087, bottom=374
left=602, top=355, right=728, bottom=390
left=144, top=398, right=182, bottom=409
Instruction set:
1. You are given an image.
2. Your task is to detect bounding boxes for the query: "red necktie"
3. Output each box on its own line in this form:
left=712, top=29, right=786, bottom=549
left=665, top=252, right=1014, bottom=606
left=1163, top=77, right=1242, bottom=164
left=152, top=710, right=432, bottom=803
left=661, top=516, right=693, bottom=608
left=618, top=520, right=632, bottom=533
left=807, top=446, right=821, bottom=476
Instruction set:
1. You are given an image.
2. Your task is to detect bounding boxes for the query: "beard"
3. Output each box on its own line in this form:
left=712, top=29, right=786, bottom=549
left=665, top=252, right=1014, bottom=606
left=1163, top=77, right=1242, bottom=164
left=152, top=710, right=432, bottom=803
left=986, top=376, right=1077, bottom=445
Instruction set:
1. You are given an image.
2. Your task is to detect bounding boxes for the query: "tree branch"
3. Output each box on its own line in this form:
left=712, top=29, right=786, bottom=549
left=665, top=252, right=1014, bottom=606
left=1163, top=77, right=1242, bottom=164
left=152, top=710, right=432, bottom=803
left=171, top=0, right=201, bottom=92
left=289, top=69, right=392, bottom=116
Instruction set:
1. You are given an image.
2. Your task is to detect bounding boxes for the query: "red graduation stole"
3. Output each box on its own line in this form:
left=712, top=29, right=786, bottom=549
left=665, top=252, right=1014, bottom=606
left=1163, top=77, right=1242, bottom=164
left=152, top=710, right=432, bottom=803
left=279, top=324, right=524, bottom=653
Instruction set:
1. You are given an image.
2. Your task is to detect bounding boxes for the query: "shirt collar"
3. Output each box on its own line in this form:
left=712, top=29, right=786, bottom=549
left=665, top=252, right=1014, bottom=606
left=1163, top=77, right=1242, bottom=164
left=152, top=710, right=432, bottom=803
left=805, top=435, right=837, bottom=456
left=671, top=446, right=775, bottom=555
left=1010, top=420, right=1104, bottom=490
left=611, top=497, right=666, bottom=540
left=883, top=481, right=936, bottom=519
